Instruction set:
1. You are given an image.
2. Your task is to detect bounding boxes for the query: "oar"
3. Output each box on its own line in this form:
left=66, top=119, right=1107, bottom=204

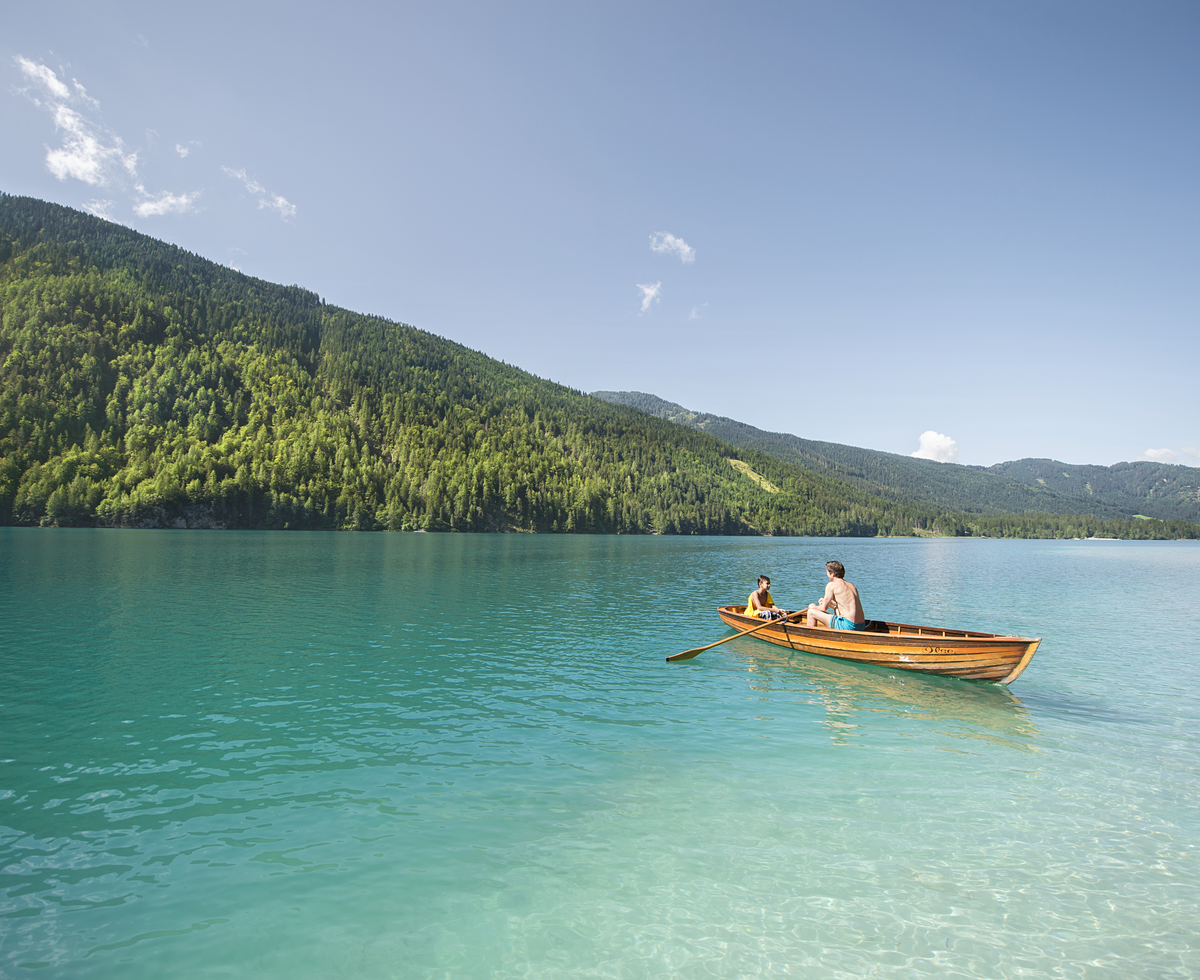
left=667, top=609, right=805, bottom=662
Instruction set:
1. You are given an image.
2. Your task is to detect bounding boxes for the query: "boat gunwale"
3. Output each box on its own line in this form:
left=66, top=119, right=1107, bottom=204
left=718, top=606, right=1038, bottom=644
left=715, top=606, right=1041, bottom=684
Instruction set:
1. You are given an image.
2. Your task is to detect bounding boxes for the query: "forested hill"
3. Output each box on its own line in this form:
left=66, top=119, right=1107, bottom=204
left=2, top=195, right=1194, bottom=539
left=987, top=458, right=1200, bottom=521
left=590, top=391, right=1200, bottom=522
left=0, top=193, right=962, bottom=536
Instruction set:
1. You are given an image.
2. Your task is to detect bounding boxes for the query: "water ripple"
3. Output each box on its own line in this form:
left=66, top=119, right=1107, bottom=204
left=2, top=531, right=1198, bottom=978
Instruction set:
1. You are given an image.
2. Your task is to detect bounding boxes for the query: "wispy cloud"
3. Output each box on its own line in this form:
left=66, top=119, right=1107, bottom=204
left=72, top=79, right=100, bottom=109
left=223, top=166, right=265, bottom=194
left=175, top=142, right=196, bottom=158
left=650, top=232, right=696, bottom=264
left=259, top=193, right=296, bottom=218
left=133, top=185, right=200, bottom=216
left=14, top=56, right=197, bottom=217
left=223, top=165, right=295, bottom=218
left=44, top=102, right=138, bottom=185
left=637, top=281, right=662, bottom=313
left=689, top=302, right=708, bottom=320
left=1138, top=447, right=1200, bottom=466
left=911, top=431, right=959, bottom=463
left=17, top=56, right=69, bottom=99
left=17, top=57, right=138, bottom=186
left=83, top=199, right=117, bottom=220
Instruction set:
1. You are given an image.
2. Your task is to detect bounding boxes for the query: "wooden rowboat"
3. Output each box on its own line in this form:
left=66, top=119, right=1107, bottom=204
left=709, top=606, right=1041, bottom=684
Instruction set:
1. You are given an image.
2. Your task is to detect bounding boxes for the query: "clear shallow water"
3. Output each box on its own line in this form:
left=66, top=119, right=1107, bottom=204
left=1, top=530, right=1197, bottom=979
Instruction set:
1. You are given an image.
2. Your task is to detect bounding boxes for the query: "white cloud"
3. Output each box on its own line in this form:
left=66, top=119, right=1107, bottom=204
left=133, top=185, right=200, bottom=216
left=911, top=430, right=959, bottom=463
left=1139, top=447, right=1200, bottom=466
left=637, top=281, right=662, bottom=313
left=176, top=143, right=190, bottom=158
left=650, top=232, right=696, bottom=264
left=72, top=79, right=100, bottom=109
left=14, top=57, right=200, bottom=216
left=223, top=165, right=294, bottom=218
left=259, top=193, right=296, bottom=218
left=83, top=199, right=117, bottom=220
left=15, top=57, right=142, bottom=188
left=689, top=302, right=708, bottom=320
left=1141, top=448, right=1178, bottom=463
left=222, top=166, right=265, bottom=194
left=42, top=104, right=139, bottom=185
left=17, top=56, right=70, bottom=99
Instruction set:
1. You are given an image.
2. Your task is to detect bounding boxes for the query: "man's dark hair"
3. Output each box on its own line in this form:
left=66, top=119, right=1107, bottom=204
left=757, top=575, right=771, bottom=586
left=826, top=561, right=845, bottom=579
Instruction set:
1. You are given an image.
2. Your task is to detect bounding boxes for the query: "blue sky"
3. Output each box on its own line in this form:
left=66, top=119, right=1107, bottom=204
left=4, top=1, right=1197, bottom=467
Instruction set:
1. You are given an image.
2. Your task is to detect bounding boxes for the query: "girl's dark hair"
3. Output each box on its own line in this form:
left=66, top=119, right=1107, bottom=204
left=757, top=575, right=771, bottom=586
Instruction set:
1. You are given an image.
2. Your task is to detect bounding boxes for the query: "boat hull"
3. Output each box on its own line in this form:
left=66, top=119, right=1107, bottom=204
left=716, top=607, right=1040, bottom=684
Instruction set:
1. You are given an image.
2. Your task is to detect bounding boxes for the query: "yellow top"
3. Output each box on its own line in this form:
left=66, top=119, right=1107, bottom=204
left=746, top=590, right=775, bottom=618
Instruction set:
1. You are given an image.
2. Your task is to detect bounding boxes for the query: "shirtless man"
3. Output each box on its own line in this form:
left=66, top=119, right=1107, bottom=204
left=806, top=561, right=867, bottom=631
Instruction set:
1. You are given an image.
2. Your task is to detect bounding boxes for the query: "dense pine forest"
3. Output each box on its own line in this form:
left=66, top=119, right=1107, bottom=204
left=2, top=194, right=1197, bottom=539
left=593, top=391, right=1200, bottom=523
left=987, top=458, right=1200, bottom=521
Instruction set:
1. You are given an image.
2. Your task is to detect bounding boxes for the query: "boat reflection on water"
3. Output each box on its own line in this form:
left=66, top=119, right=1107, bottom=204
left=726, top=642, right=1042, bottom=750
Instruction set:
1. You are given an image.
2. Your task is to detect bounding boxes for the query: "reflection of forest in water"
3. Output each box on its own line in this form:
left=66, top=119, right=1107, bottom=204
left=730, top=644, right=1041, bottom=751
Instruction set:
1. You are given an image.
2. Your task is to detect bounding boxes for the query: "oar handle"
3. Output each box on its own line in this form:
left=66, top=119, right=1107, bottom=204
left=667, top=609, right=805, bottom=662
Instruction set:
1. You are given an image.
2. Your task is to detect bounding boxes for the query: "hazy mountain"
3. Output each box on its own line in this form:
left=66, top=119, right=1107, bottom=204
left=590, top=391, right=1200, bottom=522
left=987, top=458, right=1200, bottom=521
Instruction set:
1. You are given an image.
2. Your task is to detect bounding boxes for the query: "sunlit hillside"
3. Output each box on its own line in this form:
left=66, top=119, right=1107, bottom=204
left=2, top=193, right=1195, bottom=541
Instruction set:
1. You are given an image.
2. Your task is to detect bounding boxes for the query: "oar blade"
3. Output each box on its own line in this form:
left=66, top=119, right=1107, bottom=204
left=668, top=610, right=805, bottom=663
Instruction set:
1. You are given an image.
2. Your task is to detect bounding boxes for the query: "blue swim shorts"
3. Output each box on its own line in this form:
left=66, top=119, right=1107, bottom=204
left=830, top=614, right=868, bottom=631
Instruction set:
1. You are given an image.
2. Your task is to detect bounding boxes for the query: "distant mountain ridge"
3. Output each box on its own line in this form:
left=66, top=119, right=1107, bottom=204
left=986, top=458, right=1200, bottom=521
left=590, top=391, right=1200, bottom=522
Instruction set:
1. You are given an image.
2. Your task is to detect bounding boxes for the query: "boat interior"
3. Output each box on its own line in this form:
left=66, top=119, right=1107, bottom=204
left=733, top=607, right=1007, bottom=640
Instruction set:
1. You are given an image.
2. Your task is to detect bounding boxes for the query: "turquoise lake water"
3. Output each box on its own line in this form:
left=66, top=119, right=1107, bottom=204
left=1, top=529, right=1198, bottom=978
